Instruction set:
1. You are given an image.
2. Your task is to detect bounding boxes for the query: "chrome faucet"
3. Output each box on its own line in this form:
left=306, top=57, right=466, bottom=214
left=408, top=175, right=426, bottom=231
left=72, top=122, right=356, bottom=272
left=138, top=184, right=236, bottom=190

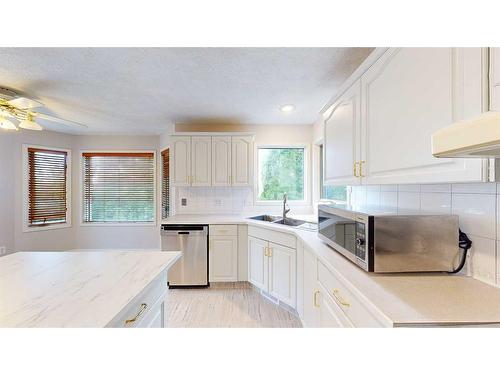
left=282, top=193, right=291, bottom=221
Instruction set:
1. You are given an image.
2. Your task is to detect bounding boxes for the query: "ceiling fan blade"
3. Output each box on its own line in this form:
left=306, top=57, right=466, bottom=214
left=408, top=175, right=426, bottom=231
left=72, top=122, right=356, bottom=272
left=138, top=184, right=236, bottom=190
left=31, top=112, right=88, bottom=128
left=7, top=97, right=44, bottom=110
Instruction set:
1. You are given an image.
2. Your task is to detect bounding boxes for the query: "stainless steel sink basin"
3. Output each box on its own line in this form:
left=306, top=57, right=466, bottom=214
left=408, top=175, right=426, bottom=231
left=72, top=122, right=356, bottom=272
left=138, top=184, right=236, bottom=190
left=272, top=218, right=306, bottom=227
left=248, top=215, right=282, bottom=222
left=248, top=215, right=317, bottom=231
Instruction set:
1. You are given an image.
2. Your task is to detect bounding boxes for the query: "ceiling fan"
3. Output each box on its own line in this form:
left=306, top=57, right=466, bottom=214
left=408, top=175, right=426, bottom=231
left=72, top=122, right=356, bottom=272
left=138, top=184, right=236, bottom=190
left=0, top=87, right=87, bottom=132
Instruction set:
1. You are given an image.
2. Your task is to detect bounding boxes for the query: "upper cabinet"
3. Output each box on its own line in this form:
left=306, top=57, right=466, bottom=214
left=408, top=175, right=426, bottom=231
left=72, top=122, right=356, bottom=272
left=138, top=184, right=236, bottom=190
left=324, top=80, right=362, bottom=186
left=231, top=135, right=254, bottom=186
left=171, top=136, right=191, bottom=186
left=323, top=48, right=490, bottom=186
left=212, top=136, right=232, bottom=186
left=191, top=136, right=212, bottom=186
left=171, top=134, right=254, bottom=187
left=490, top=48, right=500, bottom=111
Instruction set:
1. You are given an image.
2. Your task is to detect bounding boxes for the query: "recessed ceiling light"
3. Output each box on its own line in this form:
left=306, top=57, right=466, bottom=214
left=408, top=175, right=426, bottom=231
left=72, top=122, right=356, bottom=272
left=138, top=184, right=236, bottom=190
left=280, top=104, right=295, bottom=113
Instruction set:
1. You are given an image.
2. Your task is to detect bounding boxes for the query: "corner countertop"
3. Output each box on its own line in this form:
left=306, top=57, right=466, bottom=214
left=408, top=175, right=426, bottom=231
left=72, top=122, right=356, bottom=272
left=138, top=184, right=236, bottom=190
left=0, top=251, right=181, bottom=327
left=163, top=213, right=500, bottom=326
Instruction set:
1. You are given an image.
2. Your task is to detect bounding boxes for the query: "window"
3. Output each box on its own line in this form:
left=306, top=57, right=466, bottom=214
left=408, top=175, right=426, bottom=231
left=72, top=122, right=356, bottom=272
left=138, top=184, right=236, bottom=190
left=257, top=146, right=305, bottom=201
left=161, top=148, right=170, bottom=219
left=25, top=146, right=70, bottom=230
left=319, top=144, right=347, bottom=202
left=82, top=152, right=155, bottom=223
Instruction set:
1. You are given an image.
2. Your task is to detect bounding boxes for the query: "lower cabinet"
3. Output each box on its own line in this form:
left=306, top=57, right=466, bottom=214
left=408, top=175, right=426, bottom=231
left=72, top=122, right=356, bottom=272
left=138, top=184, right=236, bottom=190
left=209, top=235, right=238, bottom=282
left=301, top=244, right=389, bottom=328
left=248, top=234, right=297, bottom=308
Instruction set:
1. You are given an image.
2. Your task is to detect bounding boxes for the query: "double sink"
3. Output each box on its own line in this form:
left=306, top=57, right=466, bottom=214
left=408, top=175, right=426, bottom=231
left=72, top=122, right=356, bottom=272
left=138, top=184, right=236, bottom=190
left=248, top=215, right=317, bottom=231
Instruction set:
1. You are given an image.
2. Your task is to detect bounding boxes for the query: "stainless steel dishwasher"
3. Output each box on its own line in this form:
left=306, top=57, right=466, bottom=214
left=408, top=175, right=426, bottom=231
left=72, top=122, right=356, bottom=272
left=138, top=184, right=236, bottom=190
left=161, top=224, right=209, bottom=287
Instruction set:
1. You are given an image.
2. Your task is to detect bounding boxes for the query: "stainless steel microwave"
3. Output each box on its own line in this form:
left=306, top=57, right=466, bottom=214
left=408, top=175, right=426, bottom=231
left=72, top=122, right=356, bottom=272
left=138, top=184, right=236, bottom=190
left=318, top=204, right=460, bottom=273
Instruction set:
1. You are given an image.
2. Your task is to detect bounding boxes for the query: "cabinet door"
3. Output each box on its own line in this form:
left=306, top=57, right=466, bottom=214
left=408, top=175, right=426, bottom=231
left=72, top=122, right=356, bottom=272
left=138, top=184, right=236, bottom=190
left=323, top=80, right=362, bottom=185
left=171, top=136, right=191, bottom=186
left=302, top=247, right=319, bottom=327
left=248, top=236, right=268, bottom=291
left=209, top=236, right=238, bottom=282
left=268, top=242, right=296, bottom=308
left=231, top=136, right=254, bottom=186
left=191, top=136, right=212, bottom=186
left=490, top=48, right=500, bottom=111
left=361, top=48, right=486, bottom=184
left=318, top=284, right=352, bottom=328
left=212, top=136, right=232, bottom=186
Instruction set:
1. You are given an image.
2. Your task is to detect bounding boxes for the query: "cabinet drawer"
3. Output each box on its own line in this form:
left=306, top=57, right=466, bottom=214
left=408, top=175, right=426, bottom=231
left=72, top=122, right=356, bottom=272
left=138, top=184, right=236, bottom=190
left=210, top=224, right=238, bottom=236
left=248, top=225, right=296, bottom=249
left=317, top=261, right=386, bottom=327
left=106, top=270, right=167, bottom=328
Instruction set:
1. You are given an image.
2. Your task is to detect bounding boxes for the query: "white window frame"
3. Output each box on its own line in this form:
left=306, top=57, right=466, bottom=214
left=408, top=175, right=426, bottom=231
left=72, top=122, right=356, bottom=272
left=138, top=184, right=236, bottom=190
left=22, top=144, right=72, bottom=233
left=254, top=143, right=310, bottom=206
left=79, top=149, right=157, bottom=227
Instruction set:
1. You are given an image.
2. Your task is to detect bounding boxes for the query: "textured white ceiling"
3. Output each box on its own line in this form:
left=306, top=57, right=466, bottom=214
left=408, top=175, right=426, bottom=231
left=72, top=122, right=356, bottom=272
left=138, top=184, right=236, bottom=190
left=0, top=48, right=373, bottom=134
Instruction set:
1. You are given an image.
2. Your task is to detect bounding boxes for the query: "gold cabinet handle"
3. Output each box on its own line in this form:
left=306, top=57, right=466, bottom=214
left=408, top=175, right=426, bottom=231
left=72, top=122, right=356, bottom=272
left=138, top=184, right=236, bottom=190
left=333, top=289, right=350, bottom=307
left=264, top=247, right=269, bottom=257
left=268, top=247, right=273, bottom=257
left=353, top=161, right=359, bottom=177
left=125, top=303, right=148, bottom=325
left=313, top=290, right=320, bottom=308
left=359, top=161, right=365, bottom=178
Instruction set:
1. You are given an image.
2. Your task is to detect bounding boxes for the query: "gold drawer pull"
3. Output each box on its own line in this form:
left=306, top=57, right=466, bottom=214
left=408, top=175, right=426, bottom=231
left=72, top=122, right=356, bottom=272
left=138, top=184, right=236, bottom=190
left=313, top=290, right=320, bottom=308
left=125, top=303, right=148, bottom=325
left=333, top=289, right=350, bottom=307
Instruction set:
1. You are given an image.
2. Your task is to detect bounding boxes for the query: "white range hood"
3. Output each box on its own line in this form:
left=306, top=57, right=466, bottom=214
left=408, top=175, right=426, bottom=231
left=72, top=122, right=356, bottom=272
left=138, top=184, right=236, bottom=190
left=432, top=111, right=500, bottom=158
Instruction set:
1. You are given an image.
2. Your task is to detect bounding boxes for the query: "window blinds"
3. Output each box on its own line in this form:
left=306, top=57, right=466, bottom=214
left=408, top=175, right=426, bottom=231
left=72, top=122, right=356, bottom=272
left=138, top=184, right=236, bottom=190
left=161, top=149, right=170, bottom=219
left=28, top=148, right=68, bottom=226
left=82, top=152, right=155, bottom=223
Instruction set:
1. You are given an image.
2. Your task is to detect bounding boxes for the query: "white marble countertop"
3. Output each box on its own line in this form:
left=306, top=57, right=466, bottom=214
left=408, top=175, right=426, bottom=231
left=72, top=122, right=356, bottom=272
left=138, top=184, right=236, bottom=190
left=163, top=213, right=500, bottom=326
left=0, top=251, right=181, bottom=327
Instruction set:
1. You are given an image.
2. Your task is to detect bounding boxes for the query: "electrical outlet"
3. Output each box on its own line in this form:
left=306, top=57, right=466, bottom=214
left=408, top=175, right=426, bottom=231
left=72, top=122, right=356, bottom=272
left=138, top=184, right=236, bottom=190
left=181, top=198, right=187, bottom=206
left=0, top=246, right=6, bottom=256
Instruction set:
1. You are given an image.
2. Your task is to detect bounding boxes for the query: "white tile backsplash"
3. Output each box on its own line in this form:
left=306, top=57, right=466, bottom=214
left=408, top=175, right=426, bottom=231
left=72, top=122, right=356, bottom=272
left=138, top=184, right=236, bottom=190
left=349, top=183, right=499, bottom=287
left=420, top=192, right=451, bottom=215
left=452, top=194, right=496, bottom=239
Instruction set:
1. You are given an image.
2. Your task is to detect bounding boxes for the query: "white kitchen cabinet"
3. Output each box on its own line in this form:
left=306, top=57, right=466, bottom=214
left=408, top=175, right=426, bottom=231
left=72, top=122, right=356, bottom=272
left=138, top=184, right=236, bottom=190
left=268, top=243, right=296, bottom=307
left=248, top=234, right=297, bottom=308
left=171, top=136, right=191, bottom=186
left=248, top=236, right=268, bottom=290
left=212, top=136, right=232, bottom=186
left=171, top=134, right=254, bottom=187
left=209, top=235, right=238, bottom=282
left=490, top=47, right=500, bottom=111
left=323, top=80, right=362, bottom=186
left=360, top=47, right=486, bottom=184
left=191, top=136, right=212, bottom=186
left=321, top=48, right=490, bottom=186
left=231, top=135, right=253, bottom=186
left=317, top=283, right=352, bottom=328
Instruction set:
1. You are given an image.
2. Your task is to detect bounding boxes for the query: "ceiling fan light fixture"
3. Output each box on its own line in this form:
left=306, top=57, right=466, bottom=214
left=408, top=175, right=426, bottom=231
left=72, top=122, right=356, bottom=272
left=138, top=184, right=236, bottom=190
left=0, top=116, right=18, bottom=130
left=19, top=117, right=43, bottom=131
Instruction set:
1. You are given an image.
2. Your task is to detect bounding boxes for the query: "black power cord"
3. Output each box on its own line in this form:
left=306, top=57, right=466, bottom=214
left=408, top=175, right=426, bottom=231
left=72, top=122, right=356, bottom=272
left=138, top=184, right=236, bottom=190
left=448, top=229, right=472, bottom=274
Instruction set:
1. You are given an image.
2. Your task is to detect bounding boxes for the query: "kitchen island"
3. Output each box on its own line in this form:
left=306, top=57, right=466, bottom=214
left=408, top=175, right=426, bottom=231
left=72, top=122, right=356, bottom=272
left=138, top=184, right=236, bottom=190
left=0, top=251, right=181, bottom=328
